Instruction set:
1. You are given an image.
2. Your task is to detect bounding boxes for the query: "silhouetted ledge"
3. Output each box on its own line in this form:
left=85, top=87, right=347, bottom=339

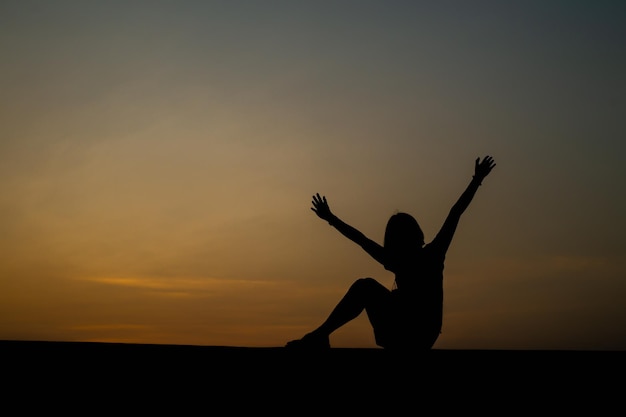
left=4, top=339, right=622, bottom=358
left=2, top=340, right=622, bottom=411
left=3, top=339, right=622, bottom=374
left=3, top=339, right=623, bottom=359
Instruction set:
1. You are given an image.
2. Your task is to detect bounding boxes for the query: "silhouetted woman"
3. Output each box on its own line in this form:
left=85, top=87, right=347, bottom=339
left=286, top=155, right=496, bottom=350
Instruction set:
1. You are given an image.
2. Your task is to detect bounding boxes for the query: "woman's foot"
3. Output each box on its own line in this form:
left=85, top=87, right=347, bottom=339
left=285, top=332, right=330, bottom=349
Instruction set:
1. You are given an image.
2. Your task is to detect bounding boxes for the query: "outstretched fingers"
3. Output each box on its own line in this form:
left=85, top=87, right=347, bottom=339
left=474, top=156, right=496, bottom=181
left=311, top=193, right=332, bottom=219
left=483, top=155, right=496, bottom=170
left=312, top=193, right=323, bottom=208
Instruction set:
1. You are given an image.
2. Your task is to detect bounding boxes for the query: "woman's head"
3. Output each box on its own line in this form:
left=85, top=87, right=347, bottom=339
left=384, top=212, right=424, bottom=253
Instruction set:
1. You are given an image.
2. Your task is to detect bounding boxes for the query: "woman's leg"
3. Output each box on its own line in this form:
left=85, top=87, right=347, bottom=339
left=286, top=277, right=391, bottom=348
left=316, top=277, right=391, bottom=335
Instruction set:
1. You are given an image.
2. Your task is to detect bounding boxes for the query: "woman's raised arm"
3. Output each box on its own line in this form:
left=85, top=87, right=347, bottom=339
left=311, top=193, right=386, bottom=265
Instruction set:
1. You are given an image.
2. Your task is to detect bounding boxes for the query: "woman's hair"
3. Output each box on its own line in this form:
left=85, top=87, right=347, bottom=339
left=383, top=212, right=424, bottom=252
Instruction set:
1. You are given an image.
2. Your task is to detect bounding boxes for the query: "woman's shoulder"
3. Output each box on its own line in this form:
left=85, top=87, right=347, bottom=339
left=422, top=241, right=447, bottom=258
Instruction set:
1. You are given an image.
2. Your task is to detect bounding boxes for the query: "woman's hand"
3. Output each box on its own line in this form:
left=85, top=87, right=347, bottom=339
left=474, top=155, right=496, bottom=182
left=311, top=193, right=334, bottom=222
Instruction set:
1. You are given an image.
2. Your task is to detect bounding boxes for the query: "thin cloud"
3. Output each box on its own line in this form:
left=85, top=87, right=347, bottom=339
left=69, top=323, right=149, bottom=331
left=77, top=275, right=316, bottom=300
left=84, top=276, right=278, bottom=291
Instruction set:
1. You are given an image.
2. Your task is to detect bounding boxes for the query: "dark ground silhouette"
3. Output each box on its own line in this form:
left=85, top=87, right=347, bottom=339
left=2, top=339, right=623, bottom=414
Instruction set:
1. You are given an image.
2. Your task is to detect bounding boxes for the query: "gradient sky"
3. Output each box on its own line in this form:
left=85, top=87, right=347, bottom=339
left=1, top=1, right=625, bottom=350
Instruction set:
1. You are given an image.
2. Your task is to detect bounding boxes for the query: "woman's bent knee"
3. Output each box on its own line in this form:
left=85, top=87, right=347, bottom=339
left=350, top=277, right=381, bottom=293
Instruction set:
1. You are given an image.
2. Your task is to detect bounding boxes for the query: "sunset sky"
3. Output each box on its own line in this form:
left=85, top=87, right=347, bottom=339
left=1, top=1, right=625, bottom=350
